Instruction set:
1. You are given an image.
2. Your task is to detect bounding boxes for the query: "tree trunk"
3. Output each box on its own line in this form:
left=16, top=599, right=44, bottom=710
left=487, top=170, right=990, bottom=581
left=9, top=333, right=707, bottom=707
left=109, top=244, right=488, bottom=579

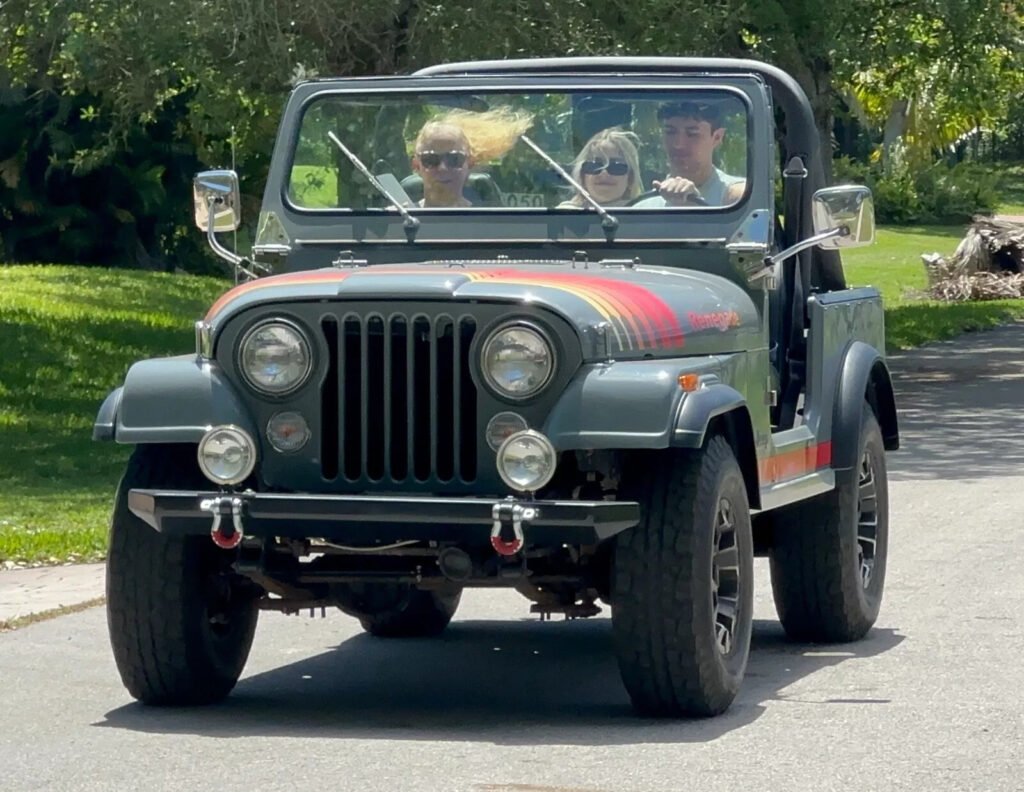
left=881, top=99, right=911, bottom=172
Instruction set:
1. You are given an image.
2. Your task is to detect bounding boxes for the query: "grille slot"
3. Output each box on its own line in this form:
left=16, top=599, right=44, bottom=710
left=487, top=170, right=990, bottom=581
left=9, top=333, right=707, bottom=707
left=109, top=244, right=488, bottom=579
left=320, top=311, right=477, bottom=485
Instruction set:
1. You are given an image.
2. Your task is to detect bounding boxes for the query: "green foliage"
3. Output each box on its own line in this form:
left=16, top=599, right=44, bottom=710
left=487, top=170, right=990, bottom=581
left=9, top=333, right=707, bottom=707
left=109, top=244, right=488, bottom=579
left=0, top=264, right=229, bottom=563
left=834, top=155, right=999, bottom=224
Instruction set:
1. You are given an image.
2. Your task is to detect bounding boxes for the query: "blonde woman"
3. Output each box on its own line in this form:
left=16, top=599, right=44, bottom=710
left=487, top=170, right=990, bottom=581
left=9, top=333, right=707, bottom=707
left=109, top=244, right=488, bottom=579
left=558, top=127, right=643, bottom=208
left=411, top=107, right=533, bottom=207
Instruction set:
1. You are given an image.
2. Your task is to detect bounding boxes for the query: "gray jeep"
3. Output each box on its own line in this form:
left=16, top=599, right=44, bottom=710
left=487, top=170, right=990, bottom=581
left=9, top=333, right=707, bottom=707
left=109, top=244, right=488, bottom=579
left=94, top=57, right=898, bottom=718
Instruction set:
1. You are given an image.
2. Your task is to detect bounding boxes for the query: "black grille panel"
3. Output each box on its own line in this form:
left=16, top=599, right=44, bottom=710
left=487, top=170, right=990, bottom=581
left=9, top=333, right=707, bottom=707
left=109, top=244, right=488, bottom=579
left=320, top=311, right=478, bottom=485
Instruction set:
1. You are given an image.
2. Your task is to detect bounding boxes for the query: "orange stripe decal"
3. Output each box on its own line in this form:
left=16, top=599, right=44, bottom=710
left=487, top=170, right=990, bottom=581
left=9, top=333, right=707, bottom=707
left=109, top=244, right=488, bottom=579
left=759, top=442, right=832, bottom=484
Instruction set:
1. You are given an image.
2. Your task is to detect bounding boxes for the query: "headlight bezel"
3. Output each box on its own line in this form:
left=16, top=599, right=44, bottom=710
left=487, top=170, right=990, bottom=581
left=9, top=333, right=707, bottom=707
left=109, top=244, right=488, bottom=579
left=479, top=319, right=557, bottom=402
left=236, top=317, right=314, bottom=397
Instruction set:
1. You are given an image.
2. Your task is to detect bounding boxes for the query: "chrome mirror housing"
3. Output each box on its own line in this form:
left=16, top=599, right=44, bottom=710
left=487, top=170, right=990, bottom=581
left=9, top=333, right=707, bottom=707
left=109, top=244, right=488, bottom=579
left=193, top=170, right=241, bottom=232
left=811, top=185, right=875, bottom=249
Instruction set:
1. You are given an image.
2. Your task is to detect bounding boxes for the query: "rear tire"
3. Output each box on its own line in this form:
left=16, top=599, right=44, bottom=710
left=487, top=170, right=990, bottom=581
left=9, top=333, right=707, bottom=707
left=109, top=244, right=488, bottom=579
left=769, top=404, right=889, bottom=642
left=612, top=436, right=754, bottom=717
left=106, top=445, right=259, bottom=705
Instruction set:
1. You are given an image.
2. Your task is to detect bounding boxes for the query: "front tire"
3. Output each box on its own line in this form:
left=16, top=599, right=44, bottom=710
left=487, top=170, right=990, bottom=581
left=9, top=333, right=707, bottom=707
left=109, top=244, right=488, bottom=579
left=612, top=436, right=754, bottom=717
left=106, top=445, right=259, bottom=705
left=769, top=404, right=889, bottom=642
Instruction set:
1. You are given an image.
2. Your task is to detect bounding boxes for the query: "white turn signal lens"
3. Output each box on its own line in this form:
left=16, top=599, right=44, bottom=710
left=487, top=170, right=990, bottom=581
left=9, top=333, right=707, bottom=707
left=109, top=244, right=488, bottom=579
left=197, top=425, right=256, bottom=485
left=496, top=429, right=556, bottom=492
left=485, top=412, right=529, bottom=451
left=267, top=411, right=310, bottom=453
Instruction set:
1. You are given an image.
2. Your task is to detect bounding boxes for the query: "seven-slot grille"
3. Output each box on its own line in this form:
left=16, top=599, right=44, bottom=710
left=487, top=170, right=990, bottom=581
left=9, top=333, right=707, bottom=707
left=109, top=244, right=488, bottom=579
left=319, top=311, right=478, bottom=484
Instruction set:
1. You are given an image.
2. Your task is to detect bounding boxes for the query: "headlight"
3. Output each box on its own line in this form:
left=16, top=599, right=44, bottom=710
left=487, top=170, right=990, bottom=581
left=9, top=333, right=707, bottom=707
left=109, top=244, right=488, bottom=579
left=197, top=425, right=256, bottom=485
left=481, top=322, right=554, bottom=400
left=238, top=320, right=312, bottom=395
left=496, top=429, right=556, bottom=492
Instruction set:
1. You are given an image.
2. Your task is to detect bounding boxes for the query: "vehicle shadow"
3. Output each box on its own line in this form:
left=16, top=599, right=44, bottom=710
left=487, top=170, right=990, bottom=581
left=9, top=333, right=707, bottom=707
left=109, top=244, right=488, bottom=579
left=887, top=323, right=1024, bottom=482
left=97, top=616, right=904, bottom=745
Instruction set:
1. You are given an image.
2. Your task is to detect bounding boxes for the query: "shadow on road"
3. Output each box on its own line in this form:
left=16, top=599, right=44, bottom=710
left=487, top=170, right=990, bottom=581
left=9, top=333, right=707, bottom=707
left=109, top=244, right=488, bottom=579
left=888, top=324, right=1024, bottom=482
left=97, top=617, right=903, bottom=745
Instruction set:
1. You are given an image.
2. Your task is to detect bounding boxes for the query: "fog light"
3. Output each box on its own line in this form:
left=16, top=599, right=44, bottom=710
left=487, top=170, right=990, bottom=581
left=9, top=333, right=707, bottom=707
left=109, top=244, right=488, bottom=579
left=267, top=411, right=310, bottom=453
left=197, top=425, right=256, bottom=485
left=496, top=430, right=556, bottom=492
left=486, top=411, right=529, bottom=451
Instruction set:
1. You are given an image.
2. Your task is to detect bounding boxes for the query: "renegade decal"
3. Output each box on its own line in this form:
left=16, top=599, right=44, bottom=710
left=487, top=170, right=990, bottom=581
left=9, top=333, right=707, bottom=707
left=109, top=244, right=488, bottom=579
left=687, top=309, right=741, bottom=332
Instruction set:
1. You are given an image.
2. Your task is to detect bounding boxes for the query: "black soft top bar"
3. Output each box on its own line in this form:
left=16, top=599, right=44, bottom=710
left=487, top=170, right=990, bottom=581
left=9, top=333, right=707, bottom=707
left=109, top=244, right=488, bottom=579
left=414, top=57, right=819, bottom=162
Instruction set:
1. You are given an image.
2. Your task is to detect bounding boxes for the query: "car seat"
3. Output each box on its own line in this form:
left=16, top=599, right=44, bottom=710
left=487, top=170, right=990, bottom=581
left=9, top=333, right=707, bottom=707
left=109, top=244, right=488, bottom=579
left=399, top=173, right=504, bottom=206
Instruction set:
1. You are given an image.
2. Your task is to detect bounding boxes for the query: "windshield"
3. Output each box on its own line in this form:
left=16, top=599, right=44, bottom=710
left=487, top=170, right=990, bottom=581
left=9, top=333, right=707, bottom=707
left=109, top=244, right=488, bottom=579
left=288, top=89, right=750, bottom=212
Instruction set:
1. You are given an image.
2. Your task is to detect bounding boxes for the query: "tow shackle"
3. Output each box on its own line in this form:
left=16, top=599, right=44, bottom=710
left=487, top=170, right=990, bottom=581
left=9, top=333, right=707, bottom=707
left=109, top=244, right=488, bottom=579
left=490, top=501, right=537, bottom=556
left=200, top=496, right=245, bottom=549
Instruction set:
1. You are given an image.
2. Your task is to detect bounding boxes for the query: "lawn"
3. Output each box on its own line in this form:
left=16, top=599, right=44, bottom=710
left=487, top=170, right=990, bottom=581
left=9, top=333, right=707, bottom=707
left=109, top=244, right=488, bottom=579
left=2, top=219, right=1024, bottom=563
left=843, top=223, right=1024, bottom=351
left=0, top=265, right=229, bottom=565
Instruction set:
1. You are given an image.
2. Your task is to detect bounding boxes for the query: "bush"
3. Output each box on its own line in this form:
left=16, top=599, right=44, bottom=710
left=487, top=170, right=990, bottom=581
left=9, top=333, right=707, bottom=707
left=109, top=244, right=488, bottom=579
left=832, top=155, right=999, bottom=224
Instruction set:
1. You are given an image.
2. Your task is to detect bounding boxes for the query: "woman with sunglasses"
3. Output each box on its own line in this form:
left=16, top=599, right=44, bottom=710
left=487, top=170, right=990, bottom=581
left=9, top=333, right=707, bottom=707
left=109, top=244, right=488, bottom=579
left=412, top=121, right=474, bottom=207
left=558, top=127, right=643, bottom=208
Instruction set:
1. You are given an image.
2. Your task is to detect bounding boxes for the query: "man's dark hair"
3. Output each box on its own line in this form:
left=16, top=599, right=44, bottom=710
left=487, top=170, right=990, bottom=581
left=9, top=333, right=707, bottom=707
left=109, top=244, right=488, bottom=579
left=656, top=101, right=723, bottom=129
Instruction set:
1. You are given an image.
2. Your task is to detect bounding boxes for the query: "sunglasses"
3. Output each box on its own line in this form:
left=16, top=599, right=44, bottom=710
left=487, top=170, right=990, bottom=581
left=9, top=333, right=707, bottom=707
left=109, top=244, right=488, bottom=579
left=580, top=158, right=630, bottom=177
left=417, top=150, right=468, bottom=169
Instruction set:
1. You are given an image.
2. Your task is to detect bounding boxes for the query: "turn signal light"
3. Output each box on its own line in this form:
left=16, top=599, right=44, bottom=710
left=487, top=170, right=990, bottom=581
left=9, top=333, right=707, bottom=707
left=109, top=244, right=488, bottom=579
left=678, top=373, right=700, bottom=392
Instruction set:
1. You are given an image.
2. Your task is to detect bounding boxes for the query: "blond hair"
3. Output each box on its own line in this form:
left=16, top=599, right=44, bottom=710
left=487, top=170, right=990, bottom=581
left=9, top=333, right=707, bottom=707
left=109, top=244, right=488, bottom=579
left=415, top=107, right=534, bottom=163
left=568, top=127, right=643, bottom=205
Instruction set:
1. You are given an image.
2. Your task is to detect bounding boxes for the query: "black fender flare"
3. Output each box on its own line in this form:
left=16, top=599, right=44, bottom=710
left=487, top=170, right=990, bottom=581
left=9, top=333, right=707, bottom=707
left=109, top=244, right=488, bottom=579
left=672, top=384, right=759, bottom=508
left=671, top=383, right=746, bottom=449
left=832, top=341, right=899, bottom=472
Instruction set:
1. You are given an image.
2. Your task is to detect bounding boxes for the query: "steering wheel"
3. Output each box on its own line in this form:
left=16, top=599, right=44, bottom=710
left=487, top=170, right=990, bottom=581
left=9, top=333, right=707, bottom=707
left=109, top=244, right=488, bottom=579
left=626, top=188, right=708, bottom=207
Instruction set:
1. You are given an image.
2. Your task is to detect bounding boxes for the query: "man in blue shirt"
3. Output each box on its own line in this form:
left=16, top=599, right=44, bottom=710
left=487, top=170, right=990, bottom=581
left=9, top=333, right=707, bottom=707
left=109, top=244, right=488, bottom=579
left=634, top=101, right=746, bottom=208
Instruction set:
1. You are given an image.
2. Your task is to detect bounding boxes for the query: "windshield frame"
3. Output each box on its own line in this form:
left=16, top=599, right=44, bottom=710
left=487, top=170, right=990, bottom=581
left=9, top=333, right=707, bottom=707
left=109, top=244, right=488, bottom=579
left=264, top=73, right=773, bottom=246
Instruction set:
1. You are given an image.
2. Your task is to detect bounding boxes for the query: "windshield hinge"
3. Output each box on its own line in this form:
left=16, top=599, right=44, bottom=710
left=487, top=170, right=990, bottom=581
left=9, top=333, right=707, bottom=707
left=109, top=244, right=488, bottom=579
left=331, top=250, right=369, bottom=268
left=571, top=250, right=590, bottom=269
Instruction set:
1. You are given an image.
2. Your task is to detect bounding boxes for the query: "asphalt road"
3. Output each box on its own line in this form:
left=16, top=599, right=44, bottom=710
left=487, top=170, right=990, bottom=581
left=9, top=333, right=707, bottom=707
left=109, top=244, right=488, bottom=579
left=3, top=326, right=1024, bottom=792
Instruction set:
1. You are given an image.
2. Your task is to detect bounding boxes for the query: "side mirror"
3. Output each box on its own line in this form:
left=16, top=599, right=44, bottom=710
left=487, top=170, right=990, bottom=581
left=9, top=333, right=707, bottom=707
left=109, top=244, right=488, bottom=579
left=193, top=170, right=241, bottom=232
left=811, top=185, right=874, bottom=249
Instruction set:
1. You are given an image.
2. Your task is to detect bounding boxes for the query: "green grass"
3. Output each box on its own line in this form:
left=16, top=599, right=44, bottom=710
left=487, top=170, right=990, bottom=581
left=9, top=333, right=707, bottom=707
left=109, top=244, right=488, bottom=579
left=4, top=222, right=1024, bottom=563
left=995, top=162, right=1024, bottom=216
left=843, top=224, right=1024, bottom=350
left=0, top=265, right=229, bottom=564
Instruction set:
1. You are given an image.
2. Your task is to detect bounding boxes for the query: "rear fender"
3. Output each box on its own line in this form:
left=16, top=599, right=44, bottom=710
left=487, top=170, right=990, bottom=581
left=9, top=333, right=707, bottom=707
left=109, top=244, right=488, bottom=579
left=93, top=355, right=255, bottom=444
left=832, top=341, right=899, bottom=471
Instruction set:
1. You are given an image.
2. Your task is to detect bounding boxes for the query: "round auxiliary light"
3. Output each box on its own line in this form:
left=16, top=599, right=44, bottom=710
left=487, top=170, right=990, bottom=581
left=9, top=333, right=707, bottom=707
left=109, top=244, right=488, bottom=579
left=197, top=425, right=256, bottom=485
left=267, top=411, right=310, bottom=453
left=496, top=429, right=557, bottom=493
left=481, top=323, right=554, bottom=400
left=485, top=411, right=529, bottom=451
left=238, top=320, right=312, bottom=395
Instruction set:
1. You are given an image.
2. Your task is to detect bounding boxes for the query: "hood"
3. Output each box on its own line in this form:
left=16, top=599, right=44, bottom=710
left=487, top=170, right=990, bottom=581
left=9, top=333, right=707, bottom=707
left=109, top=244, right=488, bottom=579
left=205, top=262, right=761, bottom=357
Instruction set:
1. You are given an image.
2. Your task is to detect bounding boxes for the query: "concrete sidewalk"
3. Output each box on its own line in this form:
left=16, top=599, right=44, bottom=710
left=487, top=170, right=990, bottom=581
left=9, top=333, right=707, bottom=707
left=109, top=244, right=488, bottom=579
left=0, top=563, right=105, bottom=624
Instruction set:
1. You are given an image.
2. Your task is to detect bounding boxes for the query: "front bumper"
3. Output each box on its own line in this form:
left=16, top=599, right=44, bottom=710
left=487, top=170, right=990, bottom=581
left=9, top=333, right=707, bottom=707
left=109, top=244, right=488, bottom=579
left=127, top=490, right=640, bottom=546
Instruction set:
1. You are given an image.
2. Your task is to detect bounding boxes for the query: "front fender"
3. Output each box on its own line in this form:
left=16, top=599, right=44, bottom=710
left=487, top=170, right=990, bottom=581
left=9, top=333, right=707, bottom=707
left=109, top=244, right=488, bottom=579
left=543, top=358, right=719, bottom=449
left=92, top=355, right=256, bottom=444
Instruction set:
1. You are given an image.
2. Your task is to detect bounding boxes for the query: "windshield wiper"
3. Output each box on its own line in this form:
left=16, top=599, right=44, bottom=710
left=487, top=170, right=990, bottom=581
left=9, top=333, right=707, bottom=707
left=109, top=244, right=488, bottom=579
left=326, top=131, right=420, bottom=242
left=519, top=134, right=619, bottom=242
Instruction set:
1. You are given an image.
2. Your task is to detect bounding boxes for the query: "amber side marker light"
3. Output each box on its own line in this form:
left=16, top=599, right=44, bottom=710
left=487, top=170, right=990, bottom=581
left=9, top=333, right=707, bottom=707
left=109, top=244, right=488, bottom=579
left=678, top=373, right=700, bottom=392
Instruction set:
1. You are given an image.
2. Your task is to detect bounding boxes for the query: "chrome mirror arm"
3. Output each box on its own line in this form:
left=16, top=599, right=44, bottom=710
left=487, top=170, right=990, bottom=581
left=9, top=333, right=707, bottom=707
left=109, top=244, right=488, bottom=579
left=764, top=226, right=847, bottom=267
